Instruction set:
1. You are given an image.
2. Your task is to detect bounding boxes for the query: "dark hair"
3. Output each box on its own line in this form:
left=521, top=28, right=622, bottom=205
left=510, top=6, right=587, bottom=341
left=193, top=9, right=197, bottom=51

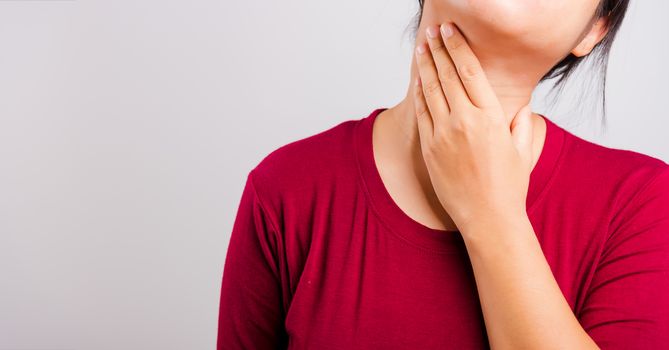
left=408, top=0, right=630, bottom=126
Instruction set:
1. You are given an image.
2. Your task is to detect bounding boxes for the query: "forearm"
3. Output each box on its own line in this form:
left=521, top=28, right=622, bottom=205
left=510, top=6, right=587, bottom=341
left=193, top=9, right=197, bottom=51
left=460, top=215, right=599, bottom=350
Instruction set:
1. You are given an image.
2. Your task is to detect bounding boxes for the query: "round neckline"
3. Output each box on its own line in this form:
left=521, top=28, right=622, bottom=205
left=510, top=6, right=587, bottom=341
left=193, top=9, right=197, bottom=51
left=353, top=107, right=566, bottom=253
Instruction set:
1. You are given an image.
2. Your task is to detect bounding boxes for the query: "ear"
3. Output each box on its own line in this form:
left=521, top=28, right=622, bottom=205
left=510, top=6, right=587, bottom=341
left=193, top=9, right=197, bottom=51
left=571, top=16, right=610, bottom=57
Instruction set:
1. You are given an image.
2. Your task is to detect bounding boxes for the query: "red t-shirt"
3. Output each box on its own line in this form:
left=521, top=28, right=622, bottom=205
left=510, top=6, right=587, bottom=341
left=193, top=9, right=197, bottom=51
left=217, top=107, right=669, bottom=349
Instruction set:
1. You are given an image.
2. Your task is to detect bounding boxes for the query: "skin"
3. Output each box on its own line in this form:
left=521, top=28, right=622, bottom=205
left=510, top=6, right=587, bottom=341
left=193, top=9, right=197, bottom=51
left=375, top=0, right=608, bottom=232
left=374, top=1, right=610, bottom=348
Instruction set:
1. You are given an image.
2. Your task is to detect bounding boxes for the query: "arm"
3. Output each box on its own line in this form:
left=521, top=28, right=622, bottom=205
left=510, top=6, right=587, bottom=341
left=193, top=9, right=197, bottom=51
left=217, top=170, right=287, bottom=349
left=461, top=216, right=599, bottom=350
left=412, top=21, right=669, bottom=349
left=413, top=23, right=595, bottom=348
left=462, top=164, right=669, bottom=350
left=577, top=165, right=669, bottom=348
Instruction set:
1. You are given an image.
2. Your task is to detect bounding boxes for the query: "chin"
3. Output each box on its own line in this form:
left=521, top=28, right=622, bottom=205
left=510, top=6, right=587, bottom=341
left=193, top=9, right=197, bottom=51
left=440, top=0, right=596, bottom=57
left=449, top=1, right=538, bottom=39
left=439, top=1, right=566, bottom=60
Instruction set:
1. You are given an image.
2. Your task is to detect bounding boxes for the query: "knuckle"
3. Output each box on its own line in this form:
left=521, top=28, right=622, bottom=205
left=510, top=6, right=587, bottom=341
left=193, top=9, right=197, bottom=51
left=438, top=65, right=459, bottom=82
left=421, top=144, right=433, bottom=160
left=426, top=141, right=440, bottom=157
left=414, top=83, right=423, bottom=96
left=450, top=118, right=470, bottom=134
left=430, top=43, right=448, bottom=57
left=457, top=63, right=480, bottom=81
left=446, top=36, right=465, bottom=51
left=423, top=81, right=443, bottom=96
left=415, top=105, right=430, bottom=119
left=433, top=128, right=449, bottom=145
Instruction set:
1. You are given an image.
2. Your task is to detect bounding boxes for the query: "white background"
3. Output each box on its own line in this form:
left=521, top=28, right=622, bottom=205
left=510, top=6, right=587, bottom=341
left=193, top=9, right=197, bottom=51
left=1, top=1, right=667, bottom=349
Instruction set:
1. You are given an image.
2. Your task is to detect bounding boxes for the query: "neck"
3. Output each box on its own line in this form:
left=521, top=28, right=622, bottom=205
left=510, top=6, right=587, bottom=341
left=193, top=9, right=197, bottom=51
left=389, top=40, right=545, bottom=146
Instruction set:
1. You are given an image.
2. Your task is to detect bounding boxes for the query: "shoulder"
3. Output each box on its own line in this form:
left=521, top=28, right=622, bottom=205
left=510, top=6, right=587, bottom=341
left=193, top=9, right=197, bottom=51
left=254, top=118, right=358, bottom=175
left=563, top=128, right=667, bottom=179
left=247, top=114, right=363, bottom=209
left=251, top=117, right=359, bottom=186
left=558, top=126, right=668, bottom=217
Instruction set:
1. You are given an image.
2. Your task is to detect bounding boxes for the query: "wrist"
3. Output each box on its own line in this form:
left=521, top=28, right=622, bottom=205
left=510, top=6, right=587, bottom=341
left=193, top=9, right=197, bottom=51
left=458, top=210, right=534, bottom=248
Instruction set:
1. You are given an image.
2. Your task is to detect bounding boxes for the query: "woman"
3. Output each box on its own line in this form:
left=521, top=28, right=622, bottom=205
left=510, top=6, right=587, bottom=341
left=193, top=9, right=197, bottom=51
left=218, top=1, right=668, bottom=349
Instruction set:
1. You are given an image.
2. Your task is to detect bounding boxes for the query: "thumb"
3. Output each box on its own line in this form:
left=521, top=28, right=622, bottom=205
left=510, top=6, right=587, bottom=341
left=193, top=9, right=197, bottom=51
left=510, top=104, right=534, bottom=167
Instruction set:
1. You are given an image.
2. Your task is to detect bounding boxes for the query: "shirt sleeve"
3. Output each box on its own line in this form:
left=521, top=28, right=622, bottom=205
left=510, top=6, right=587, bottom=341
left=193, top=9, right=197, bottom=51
left=217, top=170, right=288, bottom=349
left=578, top=164, right=669, bottom=349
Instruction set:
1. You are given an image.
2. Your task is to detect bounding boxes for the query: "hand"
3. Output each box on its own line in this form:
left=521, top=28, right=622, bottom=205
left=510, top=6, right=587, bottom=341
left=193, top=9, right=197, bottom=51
left=413, top=22, right=535, bottom=235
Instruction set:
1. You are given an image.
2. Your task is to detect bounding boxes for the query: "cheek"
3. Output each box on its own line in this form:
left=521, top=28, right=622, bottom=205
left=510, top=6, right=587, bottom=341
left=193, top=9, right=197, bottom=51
left=517, top=4, right=598, bottom=61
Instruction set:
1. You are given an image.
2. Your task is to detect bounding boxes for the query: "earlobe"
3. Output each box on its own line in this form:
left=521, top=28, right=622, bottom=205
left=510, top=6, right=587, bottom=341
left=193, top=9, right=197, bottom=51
left=571, top=16, right=610, bottom=57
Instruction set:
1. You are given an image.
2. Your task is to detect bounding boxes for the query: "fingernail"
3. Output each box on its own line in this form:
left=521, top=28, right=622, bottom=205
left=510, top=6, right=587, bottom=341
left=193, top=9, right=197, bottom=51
left=415, top=43, right=426, bottom=55
left=426, top=26, right=438, bottom=39
left=440, top=23, right=453, bottom=38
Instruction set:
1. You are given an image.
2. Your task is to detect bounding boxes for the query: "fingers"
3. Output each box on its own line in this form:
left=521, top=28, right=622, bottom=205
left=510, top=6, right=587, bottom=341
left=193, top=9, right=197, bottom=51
left=440, top=22, right=499, bottom=110
left=415, top=42, right=450, bottom=126
left=424, top=24, right=470, bottom=113
left=510, top=105, right=535, bottom=170
left=413, top=76, right=434, bottom=147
